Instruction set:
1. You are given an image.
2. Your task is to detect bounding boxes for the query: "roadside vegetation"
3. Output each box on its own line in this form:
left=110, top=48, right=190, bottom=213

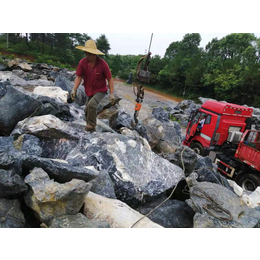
left=1, top=33, right=260, bottom=107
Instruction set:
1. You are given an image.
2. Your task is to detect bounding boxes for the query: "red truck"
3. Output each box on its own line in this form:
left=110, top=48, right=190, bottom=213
left=183, top=100, right=260, bottom=191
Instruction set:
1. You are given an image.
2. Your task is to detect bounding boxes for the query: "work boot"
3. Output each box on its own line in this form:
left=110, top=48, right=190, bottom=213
left=86, top=125, right=96, bottom=133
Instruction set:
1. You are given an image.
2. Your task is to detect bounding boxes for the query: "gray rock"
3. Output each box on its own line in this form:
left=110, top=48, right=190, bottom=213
left=0, top=85, right=42, bottom=135
left=98, top=107, right=119, bottom=129
left=136, top=197, right=195, bottom=228
left=74, top=85, right=87, bottom=106
left=49, top=213, right=110, bottom=228
left=0, top=151, right=15, bottom=169
left=55, top=75, right=73, bottom=91
left=90, top=170, right=116, bottom=199
left=139, top=117, right=164, bottom=149
left=33, top=95, right=73, bottom=121
left=114, top=110, right=135, bottom=130
left=0, top=198, right=25, bottom=228
left=0, top=62, right=7, bottom=71
left=11, top=115, right=80, bottom=141
left=161, top=120, right=182, bottom=146
left=10, top=74, right=54, bottom=87
left=195, top=156, right=232, bottom=190
left=40, top=132, right=185, bottom=207
left=152, top=107, right=170, bottom=122
left=0, top=82, right=7, bottom=98
left=24, top=168, right=92, bottom=224
left=164, top=146, right=198, bottom=175
left=22, top=155, right=99, bottom=184
left=0, top=168, right=28, bottom=198
left=187, top=181, right=260, bottom=228
left=97, top=93, right=122, bottom=114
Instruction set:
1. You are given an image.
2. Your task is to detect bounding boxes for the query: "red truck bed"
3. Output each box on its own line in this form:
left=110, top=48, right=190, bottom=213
left=235, top=142, right=260, bottom=171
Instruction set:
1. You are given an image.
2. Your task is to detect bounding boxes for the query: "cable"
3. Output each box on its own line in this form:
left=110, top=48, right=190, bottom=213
left=130, top=147, right=187, bottom=228
left=130, top=178, right=184, bottom=228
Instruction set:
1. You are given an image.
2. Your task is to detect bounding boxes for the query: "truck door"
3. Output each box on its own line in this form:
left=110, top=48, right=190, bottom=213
left=186, top=111, right=202, bottom=139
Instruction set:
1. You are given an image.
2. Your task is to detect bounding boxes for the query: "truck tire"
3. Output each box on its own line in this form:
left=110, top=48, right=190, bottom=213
left=236, top=174, right=260, bottom=192
left=190, top=142, right=204, bottom=156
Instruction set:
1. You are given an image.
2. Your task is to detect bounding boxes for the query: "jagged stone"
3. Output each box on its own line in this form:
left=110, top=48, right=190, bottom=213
left=138, top=117, right=164, bottom=149
left=55, top=75, right=73, bottom=91
left=187, top=180, right=260, bottom=228
left=22, top=156, right=99, bottom=183
left=0, top=168, right=28, bottom=198
left=0, top=151, right=15, bottom=169
left=18, top=62, right=32, bottom=72
left=24, top=168, right=92, bottom=224
left=0, top=85, right=42, bottom=135
left=40, top=132, right=185, bottom=207
left=7, top=58, right=21, bottom=68
left=33, top=86, right=69, bottom=103
left=90, top=170, right=116, bottom=199
left=11, top=115, right=79, bottom=140
left=0, top=198, right=25, bottom=228
left=195, top=156, right=232, bottom=190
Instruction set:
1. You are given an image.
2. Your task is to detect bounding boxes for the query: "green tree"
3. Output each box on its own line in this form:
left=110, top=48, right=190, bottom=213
left=96, top=34, right=111, bottom=55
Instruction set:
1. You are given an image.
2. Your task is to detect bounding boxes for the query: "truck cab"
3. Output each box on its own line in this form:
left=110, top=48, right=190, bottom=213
left=183, top=100, right=253, bottom=156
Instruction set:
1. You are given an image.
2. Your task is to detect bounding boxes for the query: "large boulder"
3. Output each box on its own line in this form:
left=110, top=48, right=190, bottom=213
left=33, top=86, right=69, bottom=103
left=186, top=175, right=260, bottom=228
left=0, top=84, right=43, bottom=135
left=11, top=115, right=80, bottom=140
left=84, top=192, right=163, bottom=228
left=24, top=168, right=92, bottom=225
left=40, top=132, right=185, bottom=207
left=0, top=198, right=25, bottom=228
left=22, top=156, right=99, bottom=184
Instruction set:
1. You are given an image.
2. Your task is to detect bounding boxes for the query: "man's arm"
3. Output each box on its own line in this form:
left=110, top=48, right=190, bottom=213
left=73, top=76, right=83, bottom=91
left=71, top=76, right=83, bottom=100
left=108, top=78, right=114, bottom=94
left=108, top=78, right=115, bottom=105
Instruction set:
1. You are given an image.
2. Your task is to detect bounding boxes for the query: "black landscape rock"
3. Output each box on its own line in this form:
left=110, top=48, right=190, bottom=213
left=0, top=85, right=42, bottom=136
left=0, top=168, right=28, bottom=198
left=136, top=197, right=195, bottom=228
left=0, top=198, right=25, bottom=228
left=22, top=155, right=99, bottom=183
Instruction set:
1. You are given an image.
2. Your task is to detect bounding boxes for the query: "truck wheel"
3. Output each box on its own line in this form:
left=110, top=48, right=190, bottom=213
left=190, top=143, right=204, bottom=156
left=236, top=174, right=260, bottom=192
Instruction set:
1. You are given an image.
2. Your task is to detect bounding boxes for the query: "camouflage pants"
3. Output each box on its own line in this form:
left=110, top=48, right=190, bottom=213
left=85, top=92, right=106, bottom=128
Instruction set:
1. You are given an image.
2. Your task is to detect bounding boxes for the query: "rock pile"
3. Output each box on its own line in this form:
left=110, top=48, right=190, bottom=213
left=1, top=57, right=260, bottom=228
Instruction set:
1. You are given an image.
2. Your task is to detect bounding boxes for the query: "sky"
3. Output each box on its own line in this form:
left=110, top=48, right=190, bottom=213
left=87, top=33, right=260, bottom=57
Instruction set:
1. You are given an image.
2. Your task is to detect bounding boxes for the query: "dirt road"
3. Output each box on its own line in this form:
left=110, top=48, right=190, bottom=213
left=113, top=81, right=183, bottom=121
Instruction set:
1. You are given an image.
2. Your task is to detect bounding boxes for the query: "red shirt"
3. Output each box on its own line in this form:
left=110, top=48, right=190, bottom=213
left=76, top=57, right=112, bottom=97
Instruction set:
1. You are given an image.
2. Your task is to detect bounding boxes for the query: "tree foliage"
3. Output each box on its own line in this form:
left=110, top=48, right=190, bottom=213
left=1, top=33, right=260, bottom=107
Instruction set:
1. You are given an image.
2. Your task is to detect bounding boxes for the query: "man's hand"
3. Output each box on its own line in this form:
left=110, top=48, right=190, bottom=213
left=109, top=93, right=115, bottom=106
left=71, top=89, right=77, bottom=101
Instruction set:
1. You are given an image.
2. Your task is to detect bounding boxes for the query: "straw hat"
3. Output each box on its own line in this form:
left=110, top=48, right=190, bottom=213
left=76, top=40, right=105, bottom=55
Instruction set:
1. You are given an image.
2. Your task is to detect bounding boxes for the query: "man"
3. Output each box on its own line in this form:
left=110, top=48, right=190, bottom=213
left=71, top=39, right=115, bottom=132
left=197, top=115, right=207, bottom=131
